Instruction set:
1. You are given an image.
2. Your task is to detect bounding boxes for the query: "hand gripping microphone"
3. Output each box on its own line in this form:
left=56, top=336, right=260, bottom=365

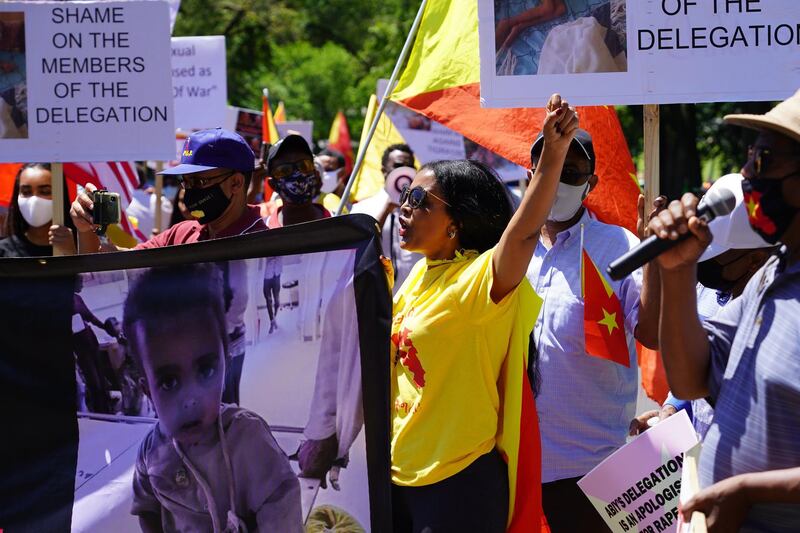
left=607, top=188, right=737, bottom=281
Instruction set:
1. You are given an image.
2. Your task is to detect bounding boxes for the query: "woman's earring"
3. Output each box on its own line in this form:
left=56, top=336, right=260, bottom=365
left=448, top=229, right=456, bottom=239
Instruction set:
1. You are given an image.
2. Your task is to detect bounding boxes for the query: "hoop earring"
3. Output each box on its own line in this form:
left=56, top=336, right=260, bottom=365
left=448, top=230, right=456, bottom=239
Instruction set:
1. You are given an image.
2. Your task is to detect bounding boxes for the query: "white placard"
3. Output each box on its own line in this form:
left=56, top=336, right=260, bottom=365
left=578, top=410, right=699, bottom=533
left=479, top=0, right=800, bottom=107
left=224, top=105, right=315, bottom=153
left=0, top=1, right=175, bottom=162
left=277, top=121, right=313, bottom=146
left=171, top=36, right=226, bottom=131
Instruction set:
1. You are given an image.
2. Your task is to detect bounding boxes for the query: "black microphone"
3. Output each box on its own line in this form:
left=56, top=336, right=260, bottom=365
left=606, top=188, right=737, bottom=281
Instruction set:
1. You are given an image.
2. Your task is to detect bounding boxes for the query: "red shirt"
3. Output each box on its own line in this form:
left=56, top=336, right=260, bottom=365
left=134, top=205, right=266, bottom=249
left=265, top=204, right=331, bottom=229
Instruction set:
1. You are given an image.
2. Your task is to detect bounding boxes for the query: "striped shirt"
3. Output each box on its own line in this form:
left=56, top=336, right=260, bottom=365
left=527, top=210, right=642, bottom=482
left=701, top=251, right=800, bottom=531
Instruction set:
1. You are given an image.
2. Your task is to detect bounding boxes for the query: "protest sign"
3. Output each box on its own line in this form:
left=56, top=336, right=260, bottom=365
left=225, top=105, right=314, bottom=154
left=0, top=1, right=174, bottom=162
left=578, top=410, right=699, bottom=533
left=478, top=0, right=800, bottom=107
left=277, top=120, right=314, bottom=146
left=0, top=215, right=391, bottom=532
left=171, top=36, right=226, bottom=131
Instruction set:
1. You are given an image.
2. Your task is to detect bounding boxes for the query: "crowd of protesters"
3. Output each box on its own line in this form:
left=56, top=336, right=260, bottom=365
left=3, top=89, right=799, bottom=532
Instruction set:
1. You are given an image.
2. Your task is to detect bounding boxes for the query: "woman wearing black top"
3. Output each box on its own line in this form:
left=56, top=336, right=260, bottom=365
left=0, top=163, right=76, bottom=257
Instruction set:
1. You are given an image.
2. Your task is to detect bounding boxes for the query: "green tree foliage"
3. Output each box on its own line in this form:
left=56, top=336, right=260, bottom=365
left=173, top=0, right=417, bottom=141
left=617, top=101, right=773, bottom=200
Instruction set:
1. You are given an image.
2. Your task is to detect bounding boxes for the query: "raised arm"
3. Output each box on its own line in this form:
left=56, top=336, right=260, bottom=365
left=490, top=94, right=577, bottom=302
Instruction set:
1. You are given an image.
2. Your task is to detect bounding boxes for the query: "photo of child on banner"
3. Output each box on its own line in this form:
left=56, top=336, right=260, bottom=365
left=0, top=215, right=392, bottom=532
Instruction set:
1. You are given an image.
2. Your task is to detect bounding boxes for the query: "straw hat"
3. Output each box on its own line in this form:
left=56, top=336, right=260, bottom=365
left=724, top=88, right=800, bottom=144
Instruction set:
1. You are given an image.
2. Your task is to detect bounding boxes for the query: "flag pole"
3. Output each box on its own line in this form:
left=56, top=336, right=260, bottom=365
left=154, top=161, right=164, bottom=235
left=643, top=104, right=660, bottom=208
left=335, top=0, right=429, bottom=216
left=50, top=162, right=71, bottom=256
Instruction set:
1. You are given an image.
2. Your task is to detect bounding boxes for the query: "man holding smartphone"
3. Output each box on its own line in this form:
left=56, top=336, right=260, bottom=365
left=70, top=127, right=265, bottom=252
left=70, top=128, right=265, bottom=406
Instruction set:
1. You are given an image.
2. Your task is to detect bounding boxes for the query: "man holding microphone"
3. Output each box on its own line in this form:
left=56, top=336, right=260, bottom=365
left=649, top=91, right=800, bottom=532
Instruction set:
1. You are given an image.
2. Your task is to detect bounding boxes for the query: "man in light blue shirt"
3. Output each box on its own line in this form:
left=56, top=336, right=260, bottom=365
left=525, top=129, right=661, bottom=532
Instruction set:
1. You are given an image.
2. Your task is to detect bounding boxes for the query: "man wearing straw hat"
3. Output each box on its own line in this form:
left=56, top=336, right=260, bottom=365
left=650, top=90, right=800, bottom=532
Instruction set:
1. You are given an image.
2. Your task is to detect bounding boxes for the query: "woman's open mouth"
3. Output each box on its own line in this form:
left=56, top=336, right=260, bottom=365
left=398, top=217, right=409, bottom=237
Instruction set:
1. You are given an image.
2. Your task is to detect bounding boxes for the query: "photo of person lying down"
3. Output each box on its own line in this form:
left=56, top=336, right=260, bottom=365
left=495, top=0, right=627, bottom=76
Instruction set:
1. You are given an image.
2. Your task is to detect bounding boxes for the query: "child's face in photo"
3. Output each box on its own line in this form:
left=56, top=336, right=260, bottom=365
left=134, top=309, right=226, bottom=445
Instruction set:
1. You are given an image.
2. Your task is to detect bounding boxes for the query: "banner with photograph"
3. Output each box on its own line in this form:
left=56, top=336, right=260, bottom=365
left=0, top=1, right=175, bottom=161
left=171, top=36, right=226, bottom=131
left=479, top=0, right=800, bottom=107
left=0, top=215, right=391, bottom=532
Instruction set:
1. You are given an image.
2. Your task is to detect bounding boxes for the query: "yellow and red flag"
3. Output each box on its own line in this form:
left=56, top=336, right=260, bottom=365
left=349, top=95, right=423, bottom=202
left=582, top=249, right=630, bottom=367
left=328, top=110, right=355, bottom=175
left=262, top=91, right=280, bottom=145
left=390, top=0, right=640, bottom=234
left=0, top=163, right=23, bottom=208
left=637, top=344, right=669, bottom=404
left=274, top=101, right=286, bottom=124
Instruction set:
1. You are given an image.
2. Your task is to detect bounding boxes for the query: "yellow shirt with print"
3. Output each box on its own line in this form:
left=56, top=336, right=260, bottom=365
left=391, top=247, right=540, bottom=486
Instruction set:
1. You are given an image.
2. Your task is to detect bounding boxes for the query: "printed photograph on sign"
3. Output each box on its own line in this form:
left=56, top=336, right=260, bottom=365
left=69, top=253, right=370, bottom=531
left=494, top=0, right=628, bottom=76
left=0, top=11, right=27, bottom=139
left=235, top=108, right=263, bottom=154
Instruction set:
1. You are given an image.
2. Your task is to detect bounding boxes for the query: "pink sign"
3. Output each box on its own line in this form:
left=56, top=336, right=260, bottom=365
left=578, top=410, right=698, bottom=533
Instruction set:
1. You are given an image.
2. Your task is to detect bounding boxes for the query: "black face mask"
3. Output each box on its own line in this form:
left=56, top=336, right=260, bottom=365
left=696, top=252, right=749, bottom=293
left=183, top=183, right=231, bottom=224
left=697, top=260, right=735, bottom=293
left=742, top=176, right=799, bottom=244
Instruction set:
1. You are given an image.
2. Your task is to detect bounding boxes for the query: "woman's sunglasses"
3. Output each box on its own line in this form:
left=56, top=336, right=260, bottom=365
left=399, top=185, right=451, bottom=209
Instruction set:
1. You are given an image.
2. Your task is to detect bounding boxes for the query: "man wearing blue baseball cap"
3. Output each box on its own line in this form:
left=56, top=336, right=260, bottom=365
left=71, top=127, right=265, bottom=252
left=70, top=128, right=266, bottom=406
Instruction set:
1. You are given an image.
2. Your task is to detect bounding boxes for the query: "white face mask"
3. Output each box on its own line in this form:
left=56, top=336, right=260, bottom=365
left=548, top=181, right=589, bottom=222
left=320, top=170, right=340, bottom=194
left=17, top=195, right=53, bottom=228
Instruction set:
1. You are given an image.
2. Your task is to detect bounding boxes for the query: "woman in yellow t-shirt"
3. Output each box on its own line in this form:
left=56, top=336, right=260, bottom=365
left=390, top=94, right=579, bottom=532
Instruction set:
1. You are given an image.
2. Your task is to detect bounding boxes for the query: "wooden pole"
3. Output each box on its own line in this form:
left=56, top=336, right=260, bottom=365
left=643, top=104, right=660, bottom=208
left=50, top=162, right=71, bottom=256
left=154, top=161, right=164, bottom=234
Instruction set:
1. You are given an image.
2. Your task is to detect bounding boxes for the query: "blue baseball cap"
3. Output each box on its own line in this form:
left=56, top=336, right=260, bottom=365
left=161, top=128, right=256, bottom=175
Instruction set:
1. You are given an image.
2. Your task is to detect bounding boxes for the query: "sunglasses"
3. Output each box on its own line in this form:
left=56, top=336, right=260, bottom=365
left=271, top=159, right=315, bottom=180
left=399, top=185, right=451, bottom=209
left=747, top=145, right=800, bottom=179
left=179, top=170, right=235, bottom=189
